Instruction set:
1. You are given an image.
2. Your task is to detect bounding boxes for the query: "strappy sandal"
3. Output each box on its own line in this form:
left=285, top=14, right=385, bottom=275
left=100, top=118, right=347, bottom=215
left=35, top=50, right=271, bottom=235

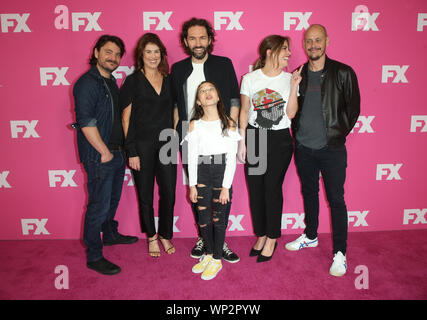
left=148, top=236, right=161, bottom=258
left=159, top=236, right=175, bottom=255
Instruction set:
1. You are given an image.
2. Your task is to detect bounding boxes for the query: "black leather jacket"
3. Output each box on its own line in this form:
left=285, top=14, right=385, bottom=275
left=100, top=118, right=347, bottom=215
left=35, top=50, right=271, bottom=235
left=292, top=56, right=361, bottom=147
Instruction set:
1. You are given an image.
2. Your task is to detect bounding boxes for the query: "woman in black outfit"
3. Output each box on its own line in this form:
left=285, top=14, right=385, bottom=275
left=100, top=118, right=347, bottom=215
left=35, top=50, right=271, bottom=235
left=120, top=33, right=177, bottom=257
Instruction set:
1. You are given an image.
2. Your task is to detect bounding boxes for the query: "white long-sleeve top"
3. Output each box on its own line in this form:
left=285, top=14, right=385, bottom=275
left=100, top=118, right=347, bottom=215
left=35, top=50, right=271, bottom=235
left=181, top=119, right=242, bottom=189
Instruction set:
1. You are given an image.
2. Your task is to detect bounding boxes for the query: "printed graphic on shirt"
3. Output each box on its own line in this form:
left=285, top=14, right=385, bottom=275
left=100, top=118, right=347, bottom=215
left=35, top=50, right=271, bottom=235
left=252, top=88, right=286, bottom=129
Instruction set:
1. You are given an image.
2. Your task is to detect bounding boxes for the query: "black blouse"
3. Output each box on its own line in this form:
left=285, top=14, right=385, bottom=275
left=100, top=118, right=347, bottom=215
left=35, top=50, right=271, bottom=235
left=119, top=70, right=174, bottom=157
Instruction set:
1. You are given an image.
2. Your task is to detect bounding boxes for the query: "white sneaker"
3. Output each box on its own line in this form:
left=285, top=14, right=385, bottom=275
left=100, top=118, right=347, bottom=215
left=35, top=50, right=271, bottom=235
left=201, top=258, right=222, bottom=280
left=329, top=251, right=347, bottom=277
left=285, top=234, right=318, bottom=251
left=192, top=254, right=213, bottom=274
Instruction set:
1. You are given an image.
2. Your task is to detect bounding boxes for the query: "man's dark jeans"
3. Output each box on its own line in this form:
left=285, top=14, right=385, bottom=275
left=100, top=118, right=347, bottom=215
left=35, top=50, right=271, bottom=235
left=83, top=150, right=125, bottom=262
left=294, top=143, right=348, bottom=254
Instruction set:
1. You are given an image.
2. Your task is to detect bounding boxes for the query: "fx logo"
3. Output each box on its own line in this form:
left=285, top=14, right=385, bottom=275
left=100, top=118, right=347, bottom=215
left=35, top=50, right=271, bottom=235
left=351, top=116, right=375, bottom=133
left=376, top=164, right=402, bottom=181
left=112, top=66, right=135, bottom=80
left=10, top=120, right=40, bottom=138
left=143, top=12, right=173, bottom=30
left=228, top=215, right=245, bottom=231
left=281, top=213, right=305, bottom=229
left=283, top=12, right=312, bottom=30
left=54, top=5, right=102, bottom=32
left=403, top=209, right=427, bottom=225
left=381, top=65, right=409, bottom=83
left=21, top=219, right=50, bottom=235
left=1, top=13, right=31, bottom=33
left=348, top=211, right=369, bottom=227
left=40, top=67, right=70, bottom=86
left=155, top=216, right=180, bottom=232
left=0, top=171, right=12, bottom=188
left=124, top=168, right=134, bottom=186
left=417, top=13, right=427, bottom=31
left=48, top=170, right=77, bottom=187
left=351, top=7, right=380, bottom=31
left=214, top=12, right=244, bottom=30
left=410, top=116, right=427, bottom=132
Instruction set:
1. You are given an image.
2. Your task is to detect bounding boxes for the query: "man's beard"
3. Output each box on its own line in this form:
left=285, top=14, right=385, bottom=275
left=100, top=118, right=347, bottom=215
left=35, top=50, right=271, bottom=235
left=309, top=55, right=321, bottom=61
left=307, top=48, right=324, bottom=61
left=99, top=59, right=118, bottom=73
left=191, top=46, right=208, bottom=60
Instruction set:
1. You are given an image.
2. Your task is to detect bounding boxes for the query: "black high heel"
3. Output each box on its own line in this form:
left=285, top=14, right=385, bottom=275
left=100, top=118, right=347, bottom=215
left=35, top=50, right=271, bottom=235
left=249, top=248, right=262, bottom=257
left=256, top=242, right=277, bottom=263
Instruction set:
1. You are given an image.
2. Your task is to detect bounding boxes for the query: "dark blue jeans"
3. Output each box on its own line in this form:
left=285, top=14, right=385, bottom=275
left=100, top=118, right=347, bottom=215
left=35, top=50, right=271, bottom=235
left=83, top=150, right=125, bottom=262
left=294, top=143, right=348, bottom=254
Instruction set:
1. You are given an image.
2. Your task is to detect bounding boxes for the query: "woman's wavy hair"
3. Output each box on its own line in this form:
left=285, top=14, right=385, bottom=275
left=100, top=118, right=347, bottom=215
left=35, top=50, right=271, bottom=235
left=134, top=33, right=169, bottom=76
left=253, top=35, right=290, bottom=70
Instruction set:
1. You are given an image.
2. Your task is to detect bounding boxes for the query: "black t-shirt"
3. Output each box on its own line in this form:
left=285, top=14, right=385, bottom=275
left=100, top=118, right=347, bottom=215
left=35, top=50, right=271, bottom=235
left=102, top=76, right=124, bottom=149
left=119, top=70, right=174, bottom=156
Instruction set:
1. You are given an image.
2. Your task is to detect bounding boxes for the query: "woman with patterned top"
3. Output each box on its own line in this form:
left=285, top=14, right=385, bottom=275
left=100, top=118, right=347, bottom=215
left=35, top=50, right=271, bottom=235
left=238, top=35, right=302, bottom=262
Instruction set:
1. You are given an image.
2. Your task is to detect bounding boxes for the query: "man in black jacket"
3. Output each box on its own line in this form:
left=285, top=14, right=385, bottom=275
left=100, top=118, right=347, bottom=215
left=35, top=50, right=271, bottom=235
left=285, top=24, right=360, bottom=277
left=171, top=17, right=240, bottom=263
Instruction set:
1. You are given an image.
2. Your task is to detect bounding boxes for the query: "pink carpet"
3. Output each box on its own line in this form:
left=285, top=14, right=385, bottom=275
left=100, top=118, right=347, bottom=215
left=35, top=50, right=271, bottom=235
left=1, top=230, right=426, bottom=300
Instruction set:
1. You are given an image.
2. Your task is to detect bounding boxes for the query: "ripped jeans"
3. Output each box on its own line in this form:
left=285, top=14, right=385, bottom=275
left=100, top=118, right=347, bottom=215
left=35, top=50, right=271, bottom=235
left=195, top=154, right=228, bottom=260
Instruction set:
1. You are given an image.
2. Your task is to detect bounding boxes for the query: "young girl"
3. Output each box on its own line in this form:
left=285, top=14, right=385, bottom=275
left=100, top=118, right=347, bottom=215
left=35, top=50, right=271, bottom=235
left=182, top=81, right=241, bottom=280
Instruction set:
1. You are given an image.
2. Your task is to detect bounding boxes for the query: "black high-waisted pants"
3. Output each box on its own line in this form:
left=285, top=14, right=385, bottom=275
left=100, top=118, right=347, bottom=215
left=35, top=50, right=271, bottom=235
left=132, top=141, right=177, bottom=239
left=245, top=125, right=294, bottom=239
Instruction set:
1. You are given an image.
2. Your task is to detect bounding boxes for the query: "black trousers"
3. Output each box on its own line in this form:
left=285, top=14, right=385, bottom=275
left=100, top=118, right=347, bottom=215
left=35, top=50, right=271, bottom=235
left=132, top=141, right=177, bottom=239
left=180, top=143, right=232, bottom=239
left=195, top=154, right=228, bottom=260
left=245, top=126, right=293, bottom=239
left=294, top=143, right=348, bottom=254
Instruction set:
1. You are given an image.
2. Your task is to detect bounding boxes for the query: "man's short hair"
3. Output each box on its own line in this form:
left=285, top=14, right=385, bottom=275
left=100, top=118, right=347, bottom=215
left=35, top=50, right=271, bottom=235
left=180, top=17, right=216, bottom=55
left=89, top=34, right=126, bottom=66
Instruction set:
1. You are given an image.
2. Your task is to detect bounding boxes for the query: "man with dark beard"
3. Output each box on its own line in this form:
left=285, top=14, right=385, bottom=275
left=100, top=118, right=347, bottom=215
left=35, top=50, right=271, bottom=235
left=171, top=18, right=240, bottom=263
left=73, top=35, right=138, bottom=275
left=285, top=24, right=360, bottom=277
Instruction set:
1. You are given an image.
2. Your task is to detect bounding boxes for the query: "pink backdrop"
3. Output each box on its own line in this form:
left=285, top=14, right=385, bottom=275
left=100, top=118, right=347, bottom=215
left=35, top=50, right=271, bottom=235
left=1, top=0, right=426, bottom=240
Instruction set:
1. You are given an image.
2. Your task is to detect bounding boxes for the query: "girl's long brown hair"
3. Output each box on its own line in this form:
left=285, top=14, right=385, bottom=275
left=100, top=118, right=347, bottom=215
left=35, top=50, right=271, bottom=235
left=253, top=35, right=290, bottom=70
left=134, top=33, right=169, bottom=77
left=190, top=81, right=236, bottom=136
